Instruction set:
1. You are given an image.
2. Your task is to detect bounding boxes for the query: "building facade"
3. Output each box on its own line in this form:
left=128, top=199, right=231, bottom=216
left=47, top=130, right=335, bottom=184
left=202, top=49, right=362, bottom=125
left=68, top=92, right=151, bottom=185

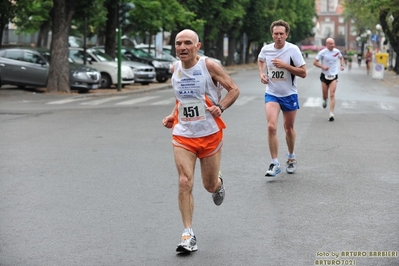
left=309, top=0, right=358, bottom=51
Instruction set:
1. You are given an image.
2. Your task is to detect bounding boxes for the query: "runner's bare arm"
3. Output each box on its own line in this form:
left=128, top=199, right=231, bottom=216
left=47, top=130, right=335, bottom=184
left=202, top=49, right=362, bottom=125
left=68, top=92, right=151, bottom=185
left=258, top=59, right=268, bottom=84
left=314, top=59, right=328, bottom=71
left=163, top=105, right=177, bottom=128
left=272, top=58, right=306, bottom=78
left=205, top=58, right=240, bottom=114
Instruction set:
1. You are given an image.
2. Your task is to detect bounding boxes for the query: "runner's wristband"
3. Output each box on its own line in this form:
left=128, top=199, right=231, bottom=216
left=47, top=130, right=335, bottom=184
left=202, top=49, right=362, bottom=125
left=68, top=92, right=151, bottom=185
left=215, top=104, right=225, bottom=113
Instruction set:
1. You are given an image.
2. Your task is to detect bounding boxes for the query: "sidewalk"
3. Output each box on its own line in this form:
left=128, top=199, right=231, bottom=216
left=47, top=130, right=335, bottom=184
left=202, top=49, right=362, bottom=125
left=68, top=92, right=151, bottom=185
left=381, top=69, right=398, bottom=88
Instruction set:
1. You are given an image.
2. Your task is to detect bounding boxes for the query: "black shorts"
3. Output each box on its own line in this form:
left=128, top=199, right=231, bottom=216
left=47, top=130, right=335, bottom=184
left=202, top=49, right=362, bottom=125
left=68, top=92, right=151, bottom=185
left=320, top=73, right=338, bottom=85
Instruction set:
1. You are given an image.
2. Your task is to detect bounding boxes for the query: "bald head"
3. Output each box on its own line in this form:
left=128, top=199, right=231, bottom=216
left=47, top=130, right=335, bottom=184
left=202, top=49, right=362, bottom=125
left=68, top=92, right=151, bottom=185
left=325, top=38, right=335, bottom=51
left=175, top=29, right=201, bottom=66
left=176, top=29, right=199, bottom=43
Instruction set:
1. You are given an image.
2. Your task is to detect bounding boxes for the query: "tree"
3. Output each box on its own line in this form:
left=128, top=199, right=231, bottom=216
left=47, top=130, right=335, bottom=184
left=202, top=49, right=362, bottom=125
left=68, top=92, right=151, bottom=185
left=12, top=0, right=53, bottom=47
left=239, top=0, right=315, bottom=63
left=0, top=0, right=17, bottom=47
left=46, top=0, right=75, bottom=94
left=344, top=0, right=399, bottom=73
left=127, top=0, right=198, bottom=51
left=47, top=0, right=102, bottom=93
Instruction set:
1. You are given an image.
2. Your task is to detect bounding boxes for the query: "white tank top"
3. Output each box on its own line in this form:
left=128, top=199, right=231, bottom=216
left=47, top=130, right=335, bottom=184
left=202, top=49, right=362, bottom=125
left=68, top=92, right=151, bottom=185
left=171, top=57, right=225, bottom=138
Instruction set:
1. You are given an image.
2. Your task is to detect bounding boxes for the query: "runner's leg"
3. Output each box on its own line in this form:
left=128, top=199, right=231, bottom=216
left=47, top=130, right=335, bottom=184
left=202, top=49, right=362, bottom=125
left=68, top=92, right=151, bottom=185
left=328, top=80, right=338, bottom=114
left=265, top=102, right=281, bottom=159
left=174, top=147, right=197, bottom=228
left=283, top=110, right=297, bottom=155
left=200, top=150, right=222, bottom=193
left=321, top=81, right=329, bottom=101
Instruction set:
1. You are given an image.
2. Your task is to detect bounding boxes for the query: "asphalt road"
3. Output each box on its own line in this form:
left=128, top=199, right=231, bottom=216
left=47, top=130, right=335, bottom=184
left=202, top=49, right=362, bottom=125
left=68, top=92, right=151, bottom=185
left=1, top=57, right=398, bottom=266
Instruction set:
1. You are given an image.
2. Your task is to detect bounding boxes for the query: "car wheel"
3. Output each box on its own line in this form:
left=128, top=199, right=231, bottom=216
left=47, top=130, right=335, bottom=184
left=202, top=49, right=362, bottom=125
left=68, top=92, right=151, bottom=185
left=156, top=76, right=168, bottom=83
left=100, top=73, right=112, bottom=88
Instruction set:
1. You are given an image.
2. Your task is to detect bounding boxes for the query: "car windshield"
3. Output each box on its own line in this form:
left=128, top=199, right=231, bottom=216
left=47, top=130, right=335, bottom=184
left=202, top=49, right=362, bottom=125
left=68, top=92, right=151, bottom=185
left=126, top=48, right=152, bottom=58
left=142, top=48, right=176, bottom=61
left=37, top=50, right=51, bottom=61
left=37, top=50, right=76, bottom=64
left=90, top=49, right=114, bottom=62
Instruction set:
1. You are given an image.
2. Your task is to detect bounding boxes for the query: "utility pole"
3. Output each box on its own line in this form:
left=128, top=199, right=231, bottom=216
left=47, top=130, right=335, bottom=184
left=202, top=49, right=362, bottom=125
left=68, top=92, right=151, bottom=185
left=117, top=1, right=135, bottom=92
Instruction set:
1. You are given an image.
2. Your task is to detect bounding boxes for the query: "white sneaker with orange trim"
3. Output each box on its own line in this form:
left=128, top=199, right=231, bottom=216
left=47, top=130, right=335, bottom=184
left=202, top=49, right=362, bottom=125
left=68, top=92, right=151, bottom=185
left=176, top=234, right=198, bottom=253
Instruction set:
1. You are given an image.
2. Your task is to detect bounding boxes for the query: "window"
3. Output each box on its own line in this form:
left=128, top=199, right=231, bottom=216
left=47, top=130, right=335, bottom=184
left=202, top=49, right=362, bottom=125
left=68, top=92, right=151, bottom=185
left=22, top=51, right=39, bottom=63
left=4, top=50, right=22, bottom=60
left=338, top=26, right=345, bottom=35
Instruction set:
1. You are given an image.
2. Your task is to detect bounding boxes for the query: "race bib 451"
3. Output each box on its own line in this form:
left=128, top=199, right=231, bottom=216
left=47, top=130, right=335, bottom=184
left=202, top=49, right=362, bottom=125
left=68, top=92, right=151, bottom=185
left=178, top=99, right=206, bottom=123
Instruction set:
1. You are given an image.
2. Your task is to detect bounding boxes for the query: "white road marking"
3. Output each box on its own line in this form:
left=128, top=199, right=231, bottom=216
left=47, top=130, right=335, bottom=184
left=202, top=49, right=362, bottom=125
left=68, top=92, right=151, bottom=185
left=234, top=96, right=257, bottom=106
left=379, top=102, right=395, bottom=110
left=151, top=97, right=176, bottom=105
left=46, top=98, right=87, bottom=105
left=115, top=96, right=160, bottom=105
left=341, top=100, right=357, bottom=109
left=302, top=97, right=322, bottom=107
left=80, top=96, right=129, bottom=105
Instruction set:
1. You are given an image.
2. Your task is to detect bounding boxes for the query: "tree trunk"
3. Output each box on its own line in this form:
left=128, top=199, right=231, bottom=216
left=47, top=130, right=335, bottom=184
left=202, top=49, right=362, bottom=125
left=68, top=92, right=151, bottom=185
left=203, top=25, right=212, bottom=56
left=227, top=36, right=237, bottom=66
left=47, top=0, right=75, bottom=94
left=37, top=20, right=51, bottom=48
left=170, top=30, right=177, bottom=57
left=104, top=0, right=117, bottom=59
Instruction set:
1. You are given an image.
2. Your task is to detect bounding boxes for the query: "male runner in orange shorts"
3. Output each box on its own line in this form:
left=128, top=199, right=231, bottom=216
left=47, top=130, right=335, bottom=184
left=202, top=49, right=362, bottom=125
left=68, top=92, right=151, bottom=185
left=162, top=29, right=239, bottom=253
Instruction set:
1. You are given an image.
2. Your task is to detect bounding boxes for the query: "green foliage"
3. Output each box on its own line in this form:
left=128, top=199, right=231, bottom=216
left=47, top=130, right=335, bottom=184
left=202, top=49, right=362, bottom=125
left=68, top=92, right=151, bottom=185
left=127, top=0, right=200, bottom=41
left=70, top=0, right=107, bottom=38
left=240, top=0, right=315, bottom=45
left=13, top=0, right=53, bottom=34
left=344, top=0, right=399, bottom=73
left=0, top=0, right=17, bottom=23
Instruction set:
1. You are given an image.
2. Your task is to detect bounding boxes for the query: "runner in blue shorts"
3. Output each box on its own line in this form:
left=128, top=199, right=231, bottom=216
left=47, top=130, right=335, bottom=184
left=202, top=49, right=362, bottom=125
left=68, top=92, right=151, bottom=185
left=258, top=20, right=306, bottom=179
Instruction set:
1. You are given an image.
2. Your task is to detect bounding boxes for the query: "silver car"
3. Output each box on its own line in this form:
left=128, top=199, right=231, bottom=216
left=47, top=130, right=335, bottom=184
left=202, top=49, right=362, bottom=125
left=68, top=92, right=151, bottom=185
left=0, top=47, right=101, bottom=92
left=92, top=47, right=156, bottom=85
left=121, top=56, right=156, bottom=85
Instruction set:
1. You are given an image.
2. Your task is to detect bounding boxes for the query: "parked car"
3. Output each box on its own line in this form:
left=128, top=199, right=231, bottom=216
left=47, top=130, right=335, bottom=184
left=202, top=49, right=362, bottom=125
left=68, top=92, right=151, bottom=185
left=92, top=47, right=156, bottom=85
left=69, top=47, right=134, bottom=88
left=135, top=45, right=178, bottom=62
left=0, top=47, right=101, bottom=92
left=120, top=56, right=156, bottom=85
left=93, top=46, right=172, bottom=83
left=68, top=36, right=84, bottom=48
left=137, top=44, right=222, bottom=65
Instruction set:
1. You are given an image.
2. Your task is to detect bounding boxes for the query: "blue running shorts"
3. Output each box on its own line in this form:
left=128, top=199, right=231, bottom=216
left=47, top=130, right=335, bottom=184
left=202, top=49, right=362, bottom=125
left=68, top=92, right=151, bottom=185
left=264, top=93, right=300, bottom=112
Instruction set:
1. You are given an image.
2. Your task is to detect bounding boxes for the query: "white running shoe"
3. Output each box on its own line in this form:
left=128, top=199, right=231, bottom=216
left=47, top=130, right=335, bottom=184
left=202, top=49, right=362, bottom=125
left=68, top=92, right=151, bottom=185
left=265, top=163, right=281, bottom=177
left=286, top=159, right=297, bottom=174
left=176, top=234, right=198, bottom=253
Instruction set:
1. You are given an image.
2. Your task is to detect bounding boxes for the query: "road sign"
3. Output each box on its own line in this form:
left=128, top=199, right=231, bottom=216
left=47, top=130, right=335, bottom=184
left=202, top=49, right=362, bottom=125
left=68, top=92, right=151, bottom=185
left=372, top=63, right=384, bottom=79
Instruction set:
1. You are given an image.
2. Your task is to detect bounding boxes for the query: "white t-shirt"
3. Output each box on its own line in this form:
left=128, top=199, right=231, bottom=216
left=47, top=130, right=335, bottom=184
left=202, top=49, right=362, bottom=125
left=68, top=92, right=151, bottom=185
left=258, top=42, right=305, bottom=97
left=315, top=48, right=342, bottom=76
